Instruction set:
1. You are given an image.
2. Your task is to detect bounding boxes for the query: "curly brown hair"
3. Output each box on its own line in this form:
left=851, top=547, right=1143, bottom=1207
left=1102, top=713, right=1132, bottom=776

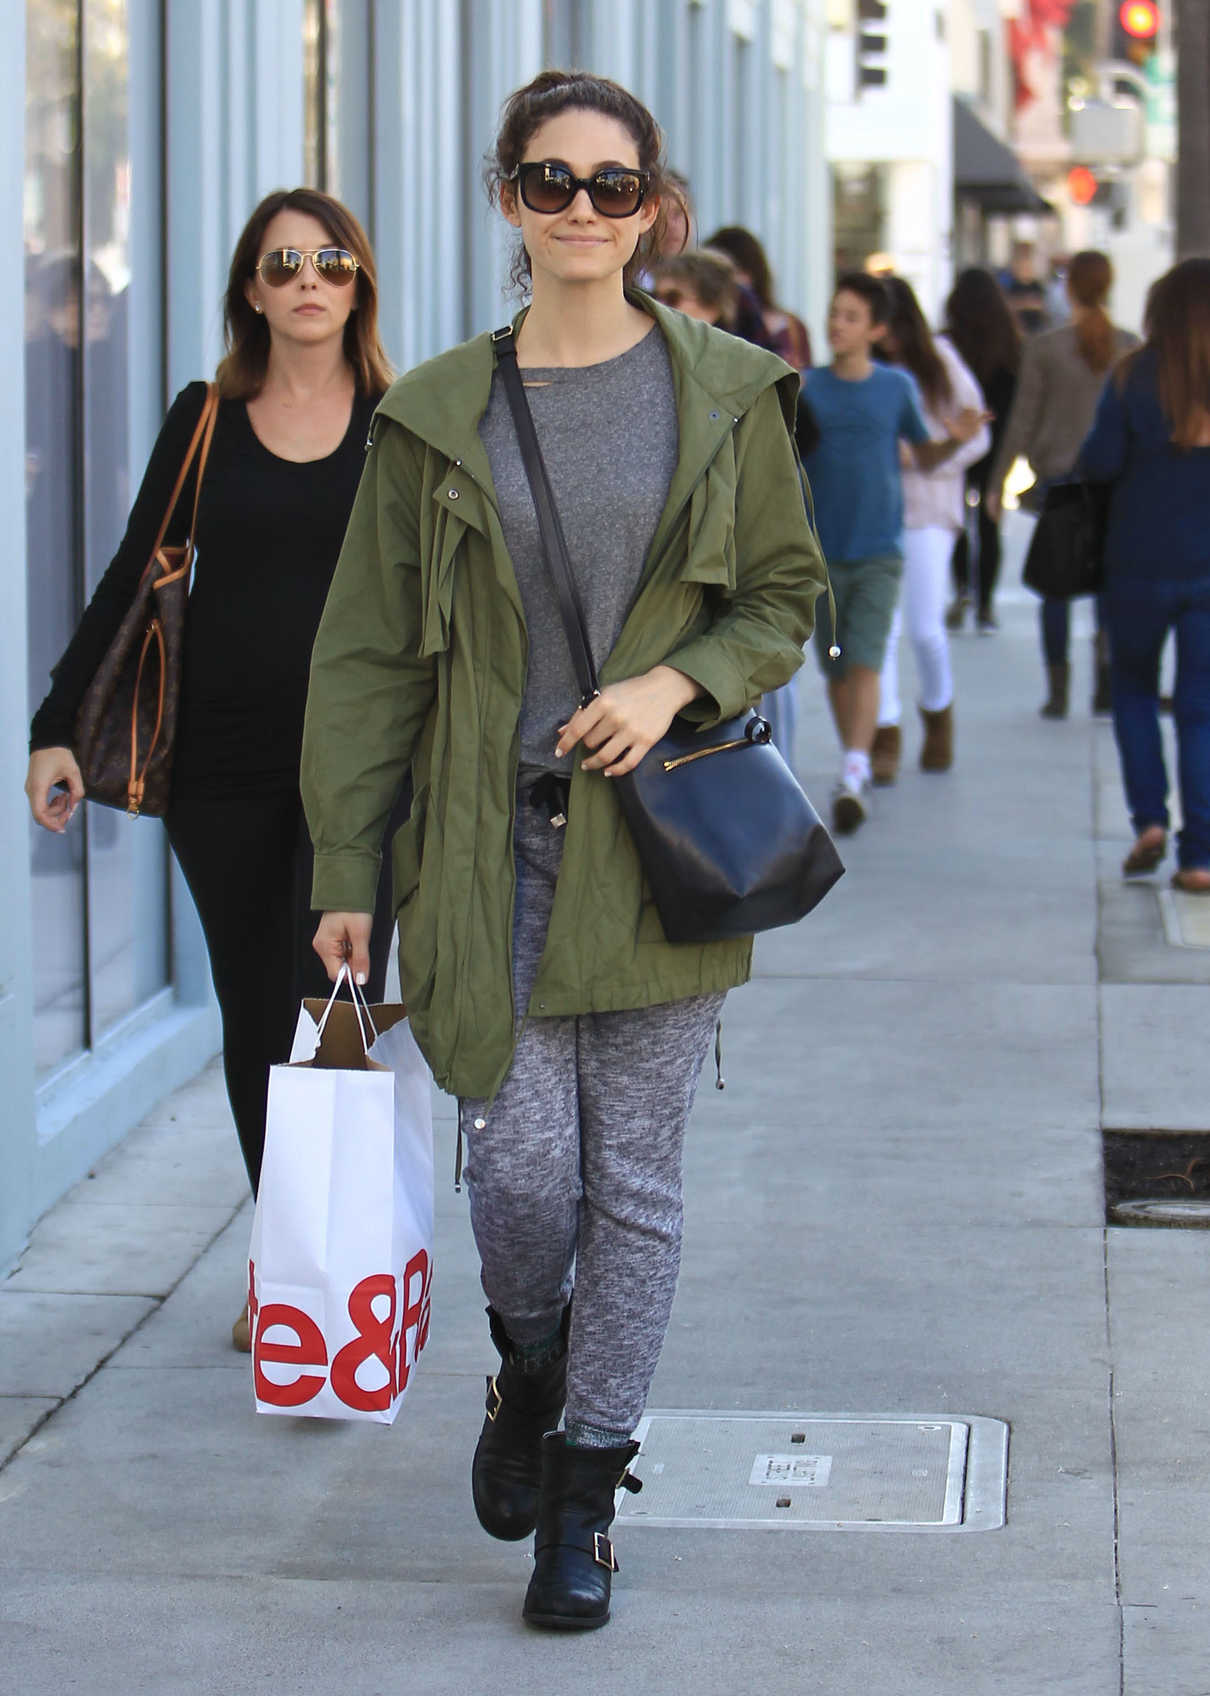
left=649, top=249, right=740, bottom=328
left=215, top=188, right=392, bottom=400
left=484, top=70, right=670, bottom=295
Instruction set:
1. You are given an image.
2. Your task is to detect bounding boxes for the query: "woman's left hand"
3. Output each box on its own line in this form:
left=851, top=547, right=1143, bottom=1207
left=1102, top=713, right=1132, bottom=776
left=557, top=665, right=703, bottom=777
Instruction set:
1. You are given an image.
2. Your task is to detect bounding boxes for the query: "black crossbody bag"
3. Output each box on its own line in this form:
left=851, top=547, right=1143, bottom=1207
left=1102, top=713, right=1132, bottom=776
left=491, top=325, right=844, bottom=945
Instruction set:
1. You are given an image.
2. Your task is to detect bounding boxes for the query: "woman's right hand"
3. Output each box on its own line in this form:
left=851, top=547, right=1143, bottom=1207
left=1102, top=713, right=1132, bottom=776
left=26, top=747, right=84, bottom=833
left=313, top=911, right=374, bottom=984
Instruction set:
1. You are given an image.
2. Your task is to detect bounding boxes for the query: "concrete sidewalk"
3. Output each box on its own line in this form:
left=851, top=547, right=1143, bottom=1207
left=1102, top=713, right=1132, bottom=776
left=3, top=533, right=1209, bottom=1695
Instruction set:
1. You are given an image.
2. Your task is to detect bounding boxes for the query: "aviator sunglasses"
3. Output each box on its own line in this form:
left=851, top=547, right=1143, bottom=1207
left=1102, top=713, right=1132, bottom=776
left=254, top=247, right=360, bottom=288
left=512, top=161, right=650, bottom=219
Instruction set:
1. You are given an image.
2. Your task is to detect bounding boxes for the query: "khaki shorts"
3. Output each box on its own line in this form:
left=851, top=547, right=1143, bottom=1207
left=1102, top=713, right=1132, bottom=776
left=814, top=553, right=903, bottom=677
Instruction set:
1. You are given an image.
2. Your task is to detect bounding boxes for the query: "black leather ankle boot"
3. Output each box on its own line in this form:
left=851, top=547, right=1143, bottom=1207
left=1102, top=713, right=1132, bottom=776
left=471, top=1306, right=569, bottom=1541
left=522, top=1432, right=643, bottom=1631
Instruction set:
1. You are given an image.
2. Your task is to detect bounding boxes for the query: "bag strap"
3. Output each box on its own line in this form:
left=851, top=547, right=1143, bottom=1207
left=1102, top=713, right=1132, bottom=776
left=146, top=383, right=220, bottom=576
left=491, top=326, right=600, bottom=707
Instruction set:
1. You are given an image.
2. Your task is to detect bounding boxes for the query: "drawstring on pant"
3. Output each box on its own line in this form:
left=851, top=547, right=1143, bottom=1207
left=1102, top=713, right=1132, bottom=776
left=714, top=1018, right=725, bottom=1091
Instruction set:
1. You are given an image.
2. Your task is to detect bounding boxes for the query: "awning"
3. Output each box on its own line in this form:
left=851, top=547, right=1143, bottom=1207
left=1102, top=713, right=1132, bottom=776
left=953, top=97, right=1053, bottom=215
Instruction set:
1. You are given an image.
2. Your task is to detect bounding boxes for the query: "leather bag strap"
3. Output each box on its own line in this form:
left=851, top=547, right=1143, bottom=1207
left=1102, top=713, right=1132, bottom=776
left=146, top=383, right=220, bottom=575
left=491, top=326, right=600, bottom=706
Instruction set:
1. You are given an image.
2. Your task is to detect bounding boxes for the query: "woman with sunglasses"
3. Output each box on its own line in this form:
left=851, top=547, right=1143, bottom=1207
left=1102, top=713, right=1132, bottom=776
left=25, top=189, right=397, bottom=1348
left=301, top=71, right=827, bottom=1630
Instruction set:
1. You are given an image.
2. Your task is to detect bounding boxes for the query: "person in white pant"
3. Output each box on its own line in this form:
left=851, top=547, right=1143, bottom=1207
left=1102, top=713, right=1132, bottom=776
left=871, top=278, right=991, bottom=780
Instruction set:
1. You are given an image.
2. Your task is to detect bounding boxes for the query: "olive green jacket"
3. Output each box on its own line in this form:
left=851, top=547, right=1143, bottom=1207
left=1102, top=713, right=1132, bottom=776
left=301, top=296, right=828, bottom=1099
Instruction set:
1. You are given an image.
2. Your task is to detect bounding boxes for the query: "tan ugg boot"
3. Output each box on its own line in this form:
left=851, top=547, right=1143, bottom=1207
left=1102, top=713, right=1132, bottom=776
left=919, top=704, right=954, bottom=772
left=870, top=724, right=901, bottom=785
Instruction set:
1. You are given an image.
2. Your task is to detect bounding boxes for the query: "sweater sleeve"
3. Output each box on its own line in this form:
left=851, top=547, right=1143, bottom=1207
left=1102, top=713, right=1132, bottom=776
left=301, top=419, right=438, bottom=914
left=663, top=383, right=829, bottom=723
left=28, top=381, right=212, bottom=751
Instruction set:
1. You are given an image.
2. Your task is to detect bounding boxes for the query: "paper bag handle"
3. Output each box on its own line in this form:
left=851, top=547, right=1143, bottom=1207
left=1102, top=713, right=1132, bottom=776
left=314, top=964, right=380, bottom=1053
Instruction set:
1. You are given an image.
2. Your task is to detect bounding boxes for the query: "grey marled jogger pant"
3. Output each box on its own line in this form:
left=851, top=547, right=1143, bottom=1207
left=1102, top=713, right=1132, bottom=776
left=459, top=792, right=725, bottom=1436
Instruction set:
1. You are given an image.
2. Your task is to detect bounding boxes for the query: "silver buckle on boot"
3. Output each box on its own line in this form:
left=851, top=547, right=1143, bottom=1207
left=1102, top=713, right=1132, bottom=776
left=593, top=1533, right=618, bottom=1571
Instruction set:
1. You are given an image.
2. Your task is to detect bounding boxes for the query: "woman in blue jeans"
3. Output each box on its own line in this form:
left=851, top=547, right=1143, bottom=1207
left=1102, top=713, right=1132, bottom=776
left=1078, top=259, right=1210, bottom=891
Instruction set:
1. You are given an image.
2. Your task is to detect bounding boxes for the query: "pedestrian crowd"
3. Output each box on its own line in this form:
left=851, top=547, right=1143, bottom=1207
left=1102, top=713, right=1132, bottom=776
left=20, top=64, right=1210, bottom=1634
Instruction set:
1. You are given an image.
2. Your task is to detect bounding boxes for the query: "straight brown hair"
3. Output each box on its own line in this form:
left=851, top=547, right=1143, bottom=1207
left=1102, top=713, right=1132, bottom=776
left=880, top=276, right=953, bottom=413
left=1142, top=257, right=1210, bottom=449
left=216, top=188, right=393, bottom=400
left=1067, top=250, right=1115, bottom=374
left=944, top=267, right=1021, bottom=386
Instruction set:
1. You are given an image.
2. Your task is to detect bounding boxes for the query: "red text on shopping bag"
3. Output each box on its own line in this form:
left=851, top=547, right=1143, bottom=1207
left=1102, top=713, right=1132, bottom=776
left=249, top=1249, right=432, bottom=1411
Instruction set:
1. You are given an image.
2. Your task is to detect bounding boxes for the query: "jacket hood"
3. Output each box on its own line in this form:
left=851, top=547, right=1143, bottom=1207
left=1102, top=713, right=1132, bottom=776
left=375, top=291, right=799, bottom=470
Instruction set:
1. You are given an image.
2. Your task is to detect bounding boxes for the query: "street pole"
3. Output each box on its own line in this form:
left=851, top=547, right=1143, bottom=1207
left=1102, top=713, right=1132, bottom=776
left=1175, top=0, right=1210, bottom=258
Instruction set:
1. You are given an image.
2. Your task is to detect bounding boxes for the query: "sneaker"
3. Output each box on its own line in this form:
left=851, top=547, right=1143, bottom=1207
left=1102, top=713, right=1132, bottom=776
left=831, top=780, right=867, bottom=836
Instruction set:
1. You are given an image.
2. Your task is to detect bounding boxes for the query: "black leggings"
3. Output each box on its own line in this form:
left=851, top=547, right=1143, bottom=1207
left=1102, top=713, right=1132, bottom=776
left=950, top=503, right=1002, bottom=613
left=166, top=783, right=400, bottom=1194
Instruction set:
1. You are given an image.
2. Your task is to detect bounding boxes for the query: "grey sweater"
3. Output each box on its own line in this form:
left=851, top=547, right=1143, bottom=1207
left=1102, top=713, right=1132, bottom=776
left=989, top=320, right=1140, bottom=492
left=479, top=324, right=678, bottom=777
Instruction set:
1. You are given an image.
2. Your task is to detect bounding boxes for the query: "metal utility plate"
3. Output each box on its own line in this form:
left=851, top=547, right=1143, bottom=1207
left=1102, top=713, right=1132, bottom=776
left=617, top=1411, right=1008, bottom=1533
left=1159, top=888, right=1210, bottom=950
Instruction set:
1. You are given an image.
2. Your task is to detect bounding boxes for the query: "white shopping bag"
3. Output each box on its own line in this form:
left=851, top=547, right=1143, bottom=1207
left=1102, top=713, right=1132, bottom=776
left=248, top=967, right=434, bottom=1423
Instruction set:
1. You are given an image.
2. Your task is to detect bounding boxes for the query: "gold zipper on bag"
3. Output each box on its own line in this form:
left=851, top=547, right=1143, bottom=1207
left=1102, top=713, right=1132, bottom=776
left=661, top=736, right=752, bottom=773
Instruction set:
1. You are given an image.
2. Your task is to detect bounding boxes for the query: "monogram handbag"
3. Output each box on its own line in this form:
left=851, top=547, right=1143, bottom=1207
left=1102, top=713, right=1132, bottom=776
left=74, top=385, right=219, bottom=816
left=1021, top=478, right=1109, bottom=600
left=491, top=327, right=844, bottom=945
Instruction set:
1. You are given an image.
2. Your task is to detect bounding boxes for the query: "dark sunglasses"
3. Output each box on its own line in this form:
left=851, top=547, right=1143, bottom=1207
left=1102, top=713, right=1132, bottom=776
left=254, top=247, right=360, bottom=288
left=512, top=161, right=650, bottom=219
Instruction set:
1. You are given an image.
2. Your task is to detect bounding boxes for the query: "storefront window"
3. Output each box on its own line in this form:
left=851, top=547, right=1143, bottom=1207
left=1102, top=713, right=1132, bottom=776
left=25, top=0, right=87, bottom=1076
left=832, top=161, right=887, bottom=278
left=25, top=0, right=169, bottom=1079
left=303, top=0, right=341, bottom=190
left=82, top=0, right=170, bottom=1041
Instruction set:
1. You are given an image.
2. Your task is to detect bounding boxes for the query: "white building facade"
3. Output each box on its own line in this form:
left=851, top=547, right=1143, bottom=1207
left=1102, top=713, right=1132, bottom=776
left=3, top=0, right=831, bottom=1272
left=825, top=0, right=956, bottom=317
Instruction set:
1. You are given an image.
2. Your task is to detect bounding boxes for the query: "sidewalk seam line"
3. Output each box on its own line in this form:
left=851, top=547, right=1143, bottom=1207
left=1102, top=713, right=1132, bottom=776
left=0, top=1196, right=249, bottom=1479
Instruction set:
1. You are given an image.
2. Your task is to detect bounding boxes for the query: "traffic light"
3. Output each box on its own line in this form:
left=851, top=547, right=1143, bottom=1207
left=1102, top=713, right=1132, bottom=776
left=1113, top=1, right=1160, bottom=67
left=856, top=0, right=888, bottom=90
left=1067, top=166, right=1098, bottom=205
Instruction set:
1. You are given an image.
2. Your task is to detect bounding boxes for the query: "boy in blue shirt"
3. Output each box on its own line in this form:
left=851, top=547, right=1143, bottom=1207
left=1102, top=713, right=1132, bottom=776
left=803, top=273, right=988, bottom=833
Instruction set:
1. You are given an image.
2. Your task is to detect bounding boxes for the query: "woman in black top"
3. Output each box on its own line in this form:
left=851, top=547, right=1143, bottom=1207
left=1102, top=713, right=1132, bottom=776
left=25, top=188, right=396, bottom=1346
left=943, top=267, right=1022, bottom=631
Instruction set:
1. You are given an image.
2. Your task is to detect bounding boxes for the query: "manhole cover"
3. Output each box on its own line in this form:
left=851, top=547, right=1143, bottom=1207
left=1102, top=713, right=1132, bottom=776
left=1109, top=1198, right=1210, bottom=1228
left=616, top=1412, right=1008, bottom=1533
left=1103, top=1129, right=1210, bottom=1225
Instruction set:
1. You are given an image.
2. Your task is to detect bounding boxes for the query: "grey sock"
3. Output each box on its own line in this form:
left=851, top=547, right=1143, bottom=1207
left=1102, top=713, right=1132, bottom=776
left=565, top=1419, right=630, bottom=1450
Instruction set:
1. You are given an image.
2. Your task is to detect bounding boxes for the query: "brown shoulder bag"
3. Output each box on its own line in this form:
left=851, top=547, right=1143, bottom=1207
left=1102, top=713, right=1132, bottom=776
left=74, top=384, right=219, bottom=817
